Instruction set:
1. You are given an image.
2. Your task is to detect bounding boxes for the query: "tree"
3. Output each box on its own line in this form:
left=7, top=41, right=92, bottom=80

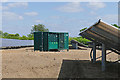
left=8, top=34, right=15, bottom=36
left=112, top=24, right=120, bottom=29
left=31, top=24, right=49, bottom=33
left=19, top=35, right=28, bottom=40
left=15, top=33, right=19, bottom=37
left=3, top=32, right=9, bottom=37
left=0, top=30, right=3, bottom=35
left=27, top=34, right=33, bottom=38
left=0, top=30, right=3, bottom=37
left=27, top=34, right=34, bottom=40
left=6, top=34, right=19, bottom=39
left=80, top=27, right=87, bottom=32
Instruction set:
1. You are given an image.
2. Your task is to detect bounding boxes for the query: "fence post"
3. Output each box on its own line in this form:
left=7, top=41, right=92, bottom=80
left=102, top=43, right=106, bottom=71
left=93, top=42, right=96, bottom=63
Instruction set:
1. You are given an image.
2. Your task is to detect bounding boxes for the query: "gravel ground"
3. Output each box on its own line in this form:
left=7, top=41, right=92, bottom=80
left=1, top=47, right=119, bottom=78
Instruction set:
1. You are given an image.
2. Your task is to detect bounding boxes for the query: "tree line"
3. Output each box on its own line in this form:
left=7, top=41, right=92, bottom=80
left=0, top=24, right=49, bottom=40
left=0, top=31, right=34, bottom=40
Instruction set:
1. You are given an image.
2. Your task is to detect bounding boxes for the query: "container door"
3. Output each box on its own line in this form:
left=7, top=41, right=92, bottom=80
left=59, top=33, right=64, bottom=49
left=64, top=33, right=69, bottom=49
left=48, top=33, right=58, bottom=49
left=34, top=32, right=43, bottom=51
left=43, top=32, right=48, bottom=51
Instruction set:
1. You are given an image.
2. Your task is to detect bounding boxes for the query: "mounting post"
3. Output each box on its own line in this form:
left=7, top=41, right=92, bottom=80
left=102, top=43, right=106, bottom=71
left=93, top=42, right=96, bottom=63
left=71, top=43, right=78, bottom=49
left=76, top=43, right=78, bottom=49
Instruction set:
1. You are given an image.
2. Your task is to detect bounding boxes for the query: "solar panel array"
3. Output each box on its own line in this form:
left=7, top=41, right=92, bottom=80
left=1, top=38, right=34, bottom=47
left=80, top=20, right=120, bottom=53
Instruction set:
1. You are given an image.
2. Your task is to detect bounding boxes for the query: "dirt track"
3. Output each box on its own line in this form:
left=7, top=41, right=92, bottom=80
left=2, top=47, right=119, bottom=78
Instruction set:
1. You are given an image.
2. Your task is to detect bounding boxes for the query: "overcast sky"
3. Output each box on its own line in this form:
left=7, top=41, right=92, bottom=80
left=1, top=2, right=118, bottom=37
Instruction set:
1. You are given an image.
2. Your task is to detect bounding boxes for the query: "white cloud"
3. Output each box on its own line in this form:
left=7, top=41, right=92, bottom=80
left=0, top=6, right=9, bottom=10
left=18, top=16, right=24, bottom=20
left=1, top=0, right=8, bottom=2
left=50, top=16, right=61, bottom=19
left=56, top=2, right=83, bottom=13
left=2, top=2, right=28, bottom=10
left=88, top=2, right=106, bottom=10
left=7, top=2, right=28, bottom=8
left=24, top=12, right=38, bottom=16
left=0, top=6, right=2, bottom=10
left=3, top=12, right=24, bottom=21
left=35, top=20, right=42, bottom=23
left=2, top=6, right=9, bottom=10
left=90, top=11, right=97, bottom=15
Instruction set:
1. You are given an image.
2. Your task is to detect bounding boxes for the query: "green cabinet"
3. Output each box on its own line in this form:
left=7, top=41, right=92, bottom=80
left=34, top=32, right=69, bottom=51
left=34, top=32, right=43, bottom=51
left=64, top=33, right=69, bottom=49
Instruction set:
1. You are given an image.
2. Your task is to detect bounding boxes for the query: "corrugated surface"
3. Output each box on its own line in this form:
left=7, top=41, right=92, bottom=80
left=80, top=20, right=120, bottom=52
left=64, top=33, right=69, bottom=49
left=34, top=32, right=43, bottom=51
left=48, top=33, right=59, bottom=49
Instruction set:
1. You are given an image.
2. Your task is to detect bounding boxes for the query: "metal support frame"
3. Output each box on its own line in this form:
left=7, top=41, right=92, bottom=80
left=102, top=43, right=106, bottom=71
left=90, top=48, right=93, bottom=61
left=76, top=43, right=78, bottom=49
left=71, top=43, right=78, bottom=49
left=93, top=42, right=96, bottom=63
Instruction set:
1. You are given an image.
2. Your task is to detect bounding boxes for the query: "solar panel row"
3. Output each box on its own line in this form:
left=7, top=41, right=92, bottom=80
left=80, top=20, right=120, bottom=53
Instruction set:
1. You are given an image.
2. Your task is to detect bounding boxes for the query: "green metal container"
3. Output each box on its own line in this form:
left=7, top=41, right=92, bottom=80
left=34, top=32, right=69, bottom=51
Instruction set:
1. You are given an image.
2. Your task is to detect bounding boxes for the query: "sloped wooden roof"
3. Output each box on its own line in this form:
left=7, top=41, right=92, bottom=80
left=79, top=20, right=120, bottom=52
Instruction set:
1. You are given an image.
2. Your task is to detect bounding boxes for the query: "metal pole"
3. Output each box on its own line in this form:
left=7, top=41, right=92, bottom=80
left=93, top=42, right=96, bottom=63
left=76, top=43, right=78, bottom=49
left=102, top=43, right=106, bottom=71
left=90, top=48, right=93, bottom=61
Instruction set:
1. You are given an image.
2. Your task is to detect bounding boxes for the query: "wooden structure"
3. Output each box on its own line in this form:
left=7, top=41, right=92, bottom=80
left=79, top=19, right=120, bottom=71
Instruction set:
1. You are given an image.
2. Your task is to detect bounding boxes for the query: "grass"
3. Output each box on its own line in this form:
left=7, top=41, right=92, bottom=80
left=69, top=37, right=90, bottom=45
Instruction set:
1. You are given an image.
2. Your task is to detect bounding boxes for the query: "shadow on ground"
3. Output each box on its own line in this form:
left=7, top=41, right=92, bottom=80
left=58, top=60, right=119, bottom=79
left=2, top=60, right=119, bottom=80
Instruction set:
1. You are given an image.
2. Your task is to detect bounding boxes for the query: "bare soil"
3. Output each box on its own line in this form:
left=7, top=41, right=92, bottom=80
left=1, top=47, right=119, bottom=79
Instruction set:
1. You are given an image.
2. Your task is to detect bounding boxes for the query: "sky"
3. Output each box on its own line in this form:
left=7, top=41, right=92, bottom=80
left=1, top=2, right=118, bottom=37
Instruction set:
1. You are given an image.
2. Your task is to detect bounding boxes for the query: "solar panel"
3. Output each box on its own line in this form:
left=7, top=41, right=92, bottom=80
left=79, top=20, right=120, bottom=71
left=1, top=38, right=34, bottom=47
left=80, top=20, right=120, bottom=53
